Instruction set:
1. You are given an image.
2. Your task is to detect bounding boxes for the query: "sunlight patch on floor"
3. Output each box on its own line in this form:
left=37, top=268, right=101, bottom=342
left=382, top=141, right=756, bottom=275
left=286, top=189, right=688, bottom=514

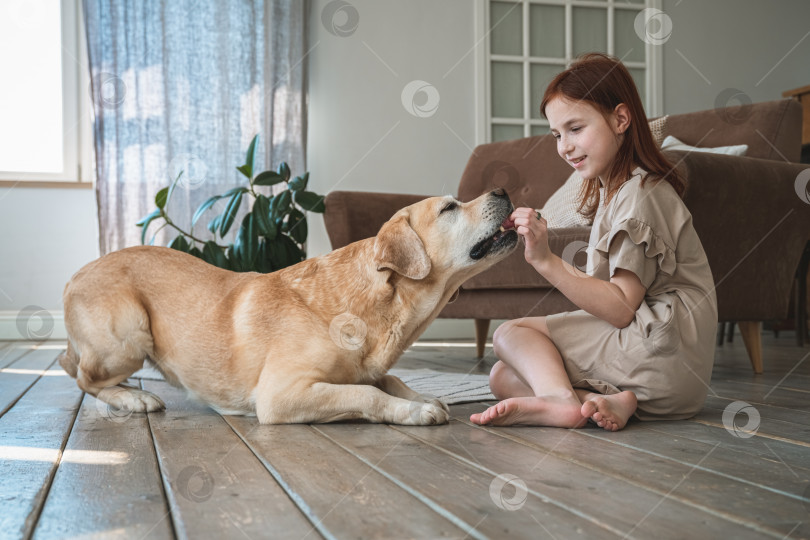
left=0, top=446, right=129, bottom=465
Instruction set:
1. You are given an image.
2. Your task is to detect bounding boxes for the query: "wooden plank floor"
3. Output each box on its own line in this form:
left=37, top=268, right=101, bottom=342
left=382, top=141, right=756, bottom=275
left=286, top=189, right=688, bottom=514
left=1, top=332, right=809, bottom=539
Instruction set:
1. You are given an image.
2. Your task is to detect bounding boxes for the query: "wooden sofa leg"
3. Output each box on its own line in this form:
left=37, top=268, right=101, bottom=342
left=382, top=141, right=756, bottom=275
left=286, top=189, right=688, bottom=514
left=474, top=319, right=490, bottom=359
left=737, top=321, right=763, bottom=374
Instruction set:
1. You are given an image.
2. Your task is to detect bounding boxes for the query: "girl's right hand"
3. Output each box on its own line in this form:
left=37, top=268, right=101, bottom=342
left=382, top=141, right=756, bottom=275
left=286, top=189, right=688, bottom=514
left=511, top=207, right=551, bottom=268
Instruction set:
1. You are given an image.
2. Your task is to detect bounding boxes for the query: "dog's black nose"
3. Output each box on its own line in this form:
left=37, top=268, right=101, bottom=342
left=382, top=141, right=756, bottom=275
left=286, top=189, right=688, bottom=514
left=491, top=187, right=508, bottom=198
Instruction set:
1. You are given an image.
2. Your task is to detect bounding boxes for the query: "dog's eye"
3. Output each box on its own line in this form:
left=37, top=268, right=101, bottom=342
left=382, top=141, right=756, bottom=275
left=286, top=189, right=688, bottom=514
left=440, top=202, right=458, bottom=214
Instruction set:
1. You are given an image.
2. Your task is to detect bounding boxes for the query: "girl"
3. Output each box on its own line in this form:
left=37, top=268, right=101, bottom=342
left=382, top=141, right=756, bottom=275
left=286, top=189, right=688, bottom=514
left=470, top=53, right=718, bottom=431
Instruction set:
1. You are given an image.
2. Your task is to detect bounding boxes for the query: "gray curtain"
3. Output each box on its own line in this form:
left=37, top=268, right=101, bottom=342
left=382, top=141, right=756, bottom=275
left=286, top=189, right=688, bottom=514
left=83, top=0, right=308, bottom=254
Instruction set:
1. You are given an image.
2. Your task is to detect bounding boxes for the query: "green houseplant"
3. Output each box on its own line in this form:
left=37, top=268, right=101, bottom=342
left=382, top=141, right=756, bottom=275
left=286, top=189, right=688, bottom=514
left=137, top=135, right=325, bottom=273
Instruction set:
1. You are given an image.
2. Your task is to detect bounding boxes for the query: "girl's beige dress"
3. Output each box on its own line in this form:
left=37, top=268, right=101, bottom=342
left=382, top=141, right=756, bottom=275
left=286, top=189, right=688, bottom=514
left=546, top=169, right=718, bottom=420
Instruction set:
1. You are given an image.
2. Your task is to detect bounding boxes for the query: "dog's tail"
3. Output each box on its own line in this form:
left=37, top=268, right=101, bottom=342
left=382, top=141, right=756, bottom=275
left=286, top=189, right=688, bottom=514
left=57, top=340, right=79, bottom=379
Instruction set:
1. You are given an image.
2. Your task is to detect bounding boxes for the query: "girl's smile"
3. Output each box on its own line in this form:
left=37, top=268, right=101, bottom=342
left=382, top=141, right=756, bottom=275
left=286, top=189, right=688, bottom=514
left=545, top=97, right=628, bottom=183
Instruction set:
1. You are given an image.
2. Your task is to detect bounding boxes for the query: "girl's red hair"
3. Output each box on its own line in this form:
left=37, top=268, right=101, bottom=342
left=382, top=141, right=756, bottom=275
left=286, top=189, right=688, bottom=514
left=540, top=53, right=685, bottom=220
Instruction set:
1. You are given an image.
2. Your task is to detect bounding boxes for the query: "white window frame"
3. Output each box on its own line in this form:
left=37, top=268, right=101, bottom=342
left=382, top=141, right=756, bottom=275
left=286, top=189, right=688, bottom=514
left=0, top=0, right=93, bottom=186
left=475, top=0, right=663, bottom=145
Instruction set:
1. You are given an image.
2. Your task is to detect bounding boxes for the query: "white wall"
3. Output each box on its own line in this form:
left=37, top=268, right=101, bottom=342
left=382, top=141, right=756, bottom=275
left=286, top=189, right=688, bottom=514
left=0, top=186, right=98, bottom=339
left=306, top=0, right=479, bottom=259
left=661, top=0, right=810, bottom=115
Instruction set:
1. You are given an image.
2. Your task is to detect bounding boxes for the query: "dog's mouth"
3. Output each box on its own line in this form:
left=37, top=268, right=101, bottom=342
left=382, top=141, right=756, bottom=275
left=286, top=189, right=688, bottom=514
left=470, top=216, right=518, bottom=260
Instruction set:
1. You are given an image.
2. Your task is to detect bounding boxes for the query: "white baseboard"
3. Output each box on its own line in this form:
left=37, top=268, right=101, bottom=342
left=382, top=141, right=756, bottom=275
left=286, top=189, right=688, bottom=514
left=0, top=309, right=505, bottom=343
left=0, top=310, right=67, bottom=341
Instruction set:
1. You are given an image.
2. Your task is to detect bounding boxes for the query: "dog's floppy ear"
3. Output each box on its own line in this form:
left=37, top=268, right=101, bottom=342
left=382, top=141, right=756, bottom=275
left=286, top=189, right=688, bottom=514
left=373, top=213, right=431, bottom=280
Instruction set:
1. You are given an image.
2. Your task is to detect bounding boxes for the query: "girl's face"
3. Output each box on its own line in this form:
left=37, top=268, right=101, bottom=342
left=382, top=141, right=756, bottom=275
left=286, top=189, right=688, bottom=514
left=545, top=97, right=629, bottom=183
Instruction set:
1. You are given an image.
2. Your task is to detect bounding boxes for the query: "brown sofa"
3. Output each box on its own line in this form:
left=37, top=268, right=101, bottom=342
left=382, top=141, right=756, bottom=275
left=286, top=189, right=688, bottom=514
left=324, top=99, right=810, bottom=373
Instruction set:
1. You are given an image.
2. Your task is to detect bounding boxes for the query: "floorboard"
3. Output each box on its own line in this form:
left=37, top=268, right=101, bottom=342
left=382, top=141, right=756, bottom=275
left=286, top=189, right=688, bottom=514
left=0, top=348, right=61, bottom=417
left=398, top=410, right=762, bottom=538
left=0, top=331, right=808, bottom=539
left=226, top=416, right=468, bottom=539
left=0, top=365, right=83, bottom=539
left=32, top=394, right=173, bottom=540
left=316, top=422, right=618, bottom=539
left=143, top=380, right=317, bottom=540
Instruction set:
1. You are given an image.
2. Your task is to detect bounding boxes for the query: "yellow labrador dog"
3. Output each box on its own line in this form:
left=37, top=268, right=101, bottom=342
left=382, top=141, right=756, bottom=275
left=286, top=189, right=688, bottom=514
left=59, top=189, right=518, bottom=424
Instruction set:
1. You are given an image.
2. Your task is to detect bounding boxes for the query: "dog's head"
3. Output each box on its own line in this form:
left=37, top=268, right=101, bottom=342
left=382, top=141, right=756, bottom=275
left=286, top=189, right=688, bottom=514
left=373, top=189, right=518, bottom=283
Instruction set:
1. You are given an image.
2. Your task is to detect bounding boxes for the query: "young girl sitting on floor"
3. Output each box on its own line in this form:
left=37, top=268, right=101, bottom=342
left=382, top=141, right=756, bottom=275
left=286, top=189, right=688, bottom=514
left=470, top=53, right=718, bottom=431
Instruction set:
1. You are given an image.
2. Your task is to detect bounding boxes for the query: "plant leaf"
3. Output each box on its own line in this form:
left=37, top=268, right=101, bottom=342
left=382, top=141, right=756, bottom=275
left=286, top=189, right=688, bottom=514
left=253, top=195, right=272, bottom=235
left=237, top=213, right=259, bottom=269
left=281, top=234, right=305, bottom=266
left=276, top=190, right=292, bottom=215
left=288, top=208, right=307, bottom=244
left=255, top=241, right=270, bottom=273
left=202, top=240, right=227, bottom=268
left=155, top=187, right=169, bottom=209
left=192, top=195, right=223, bottom=227
left=208, top=214, right=223, bottom=235
left=222, top=186, right=250, bottom=198
left=293, top=191, right=325, bottom=213
left=169, top=235, right=191, bottom=253
left=137, top=209, right=163, bottom=245
left=288, top=175, right=306, bottom=191
left=136, top=208, right=161, bottom=227
left=165, top=171, right=183, bottom=209
left=236, top=164, right=251, bottom=179
left=219, top=191, right=244, bottom=237
left=253, top=170, right=284, bottom=186
left=277, top=162, right=291, bottom=182
left=244, top=135, right=258, bottom=180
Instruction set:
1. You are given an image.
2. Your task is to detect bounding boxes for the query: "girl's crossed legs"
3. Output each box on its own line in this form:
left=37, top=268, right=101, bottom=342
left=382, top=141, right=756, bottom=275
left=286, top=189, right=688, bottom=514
left=469, top=317, right=637, bottom=431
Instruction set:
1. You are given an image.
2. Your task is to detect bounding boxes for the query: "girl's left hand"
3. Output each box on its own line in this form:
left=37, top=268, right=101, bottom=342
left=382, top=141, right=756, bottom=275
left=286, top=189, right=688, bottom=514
left=511, top=207, right=551, bottom=267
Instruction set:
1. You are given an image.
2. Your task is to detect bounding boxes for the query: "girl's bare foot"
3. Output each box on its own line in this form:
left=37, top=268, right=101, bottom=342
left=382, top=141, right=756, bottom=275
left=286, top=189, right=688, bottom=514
left=470, top=394, right=587, bottom=428
left=580, top=391, right=637, bottom=431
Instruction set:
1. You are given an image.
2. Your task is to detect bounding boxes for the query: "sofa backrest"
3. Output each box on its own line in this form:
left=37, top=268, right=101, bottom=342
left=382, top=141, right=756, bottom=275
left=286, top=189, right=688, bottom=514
left=458, top=99, right=802, bottom=207
left=666, top=98, right=802, bottom=161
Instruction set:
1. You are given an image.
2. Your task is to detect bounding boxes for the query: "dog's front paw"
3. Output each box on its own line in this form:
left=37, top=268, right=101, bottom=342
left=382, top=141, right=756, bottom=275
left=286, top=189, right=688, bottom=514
left=425, top=396, right=450, bottom=414
left=404, top=400, right=450, bottom=425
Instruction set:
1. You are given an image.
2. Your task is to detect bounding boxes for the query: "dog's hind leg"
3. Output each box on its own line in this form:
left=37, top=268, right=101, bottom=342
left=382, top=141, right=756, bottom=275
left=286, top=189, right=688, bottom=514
left=77, top=354, right=165, bottom=413
left=68, top=306, right=165, bottom=413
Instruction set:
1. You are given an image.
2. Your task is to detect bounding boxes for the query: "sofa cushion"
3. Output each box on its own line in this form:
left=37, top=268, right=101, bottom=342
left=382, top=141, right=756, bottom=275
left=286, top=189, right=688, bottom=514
left=661, top=135, right=748, bottom=156
left=461, top=227, right=591, bottom=290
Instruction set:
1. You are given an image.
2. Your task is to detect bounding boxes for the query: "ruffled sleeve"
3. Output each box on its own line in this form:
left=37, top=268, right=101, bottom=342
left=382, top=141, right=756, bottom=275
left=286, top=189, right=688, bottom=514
left=597, top=218, right=677, bottom=289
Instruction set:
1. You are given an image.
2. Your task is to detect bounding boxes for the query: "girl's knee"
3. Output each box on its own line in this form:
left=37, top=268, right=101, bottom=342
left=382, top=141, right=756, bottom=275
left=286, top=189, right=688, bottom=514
left=488, top=361, right=510, bottom=399
left=492, top=322, right=517, bottom=356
